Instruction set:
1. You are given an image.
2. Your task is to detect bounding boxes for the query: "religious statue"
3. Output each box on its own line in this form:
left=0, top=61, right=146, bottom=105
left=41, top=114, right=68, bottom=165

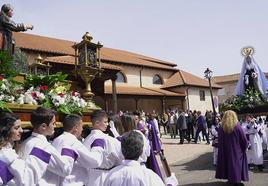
left=235, top=47, right=268, bottom=99
left=0, top=4, right=33, bottom=55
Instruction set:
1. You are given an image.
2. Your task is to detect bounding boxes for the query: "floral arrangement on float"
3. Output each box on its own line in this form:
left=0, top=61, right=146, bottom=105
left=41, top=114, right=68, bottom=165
left=0, top=50, right=87, bottom=114
left=0, top=72, right=87, bottom=114
left=220, top=88, right=265, bottom=112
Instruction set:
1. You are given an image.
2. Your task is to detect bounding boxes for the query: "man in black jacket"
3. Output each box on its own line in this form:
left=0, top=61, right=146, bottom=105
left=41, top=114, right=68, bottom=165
left=177, top=110, right=190, bottom=144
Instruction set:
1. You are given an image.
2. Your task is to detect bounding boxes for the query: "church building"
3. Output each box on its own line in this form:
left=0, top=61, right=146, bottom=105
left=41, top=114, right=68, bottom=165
left=13, top=32, right=221, bottom=114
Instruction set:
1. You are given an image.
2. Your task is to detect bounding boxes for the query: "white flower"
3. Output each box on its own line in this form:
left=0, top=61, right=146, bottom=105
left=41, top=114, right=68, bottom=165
left=24, top=93, right=37, bottom=105
left=1, top=83, right=6, bottom=90
left=79, top=99, right=86, bottom=108
left=17, top=95, right=25, bottom=104
left=36, top=92, right=46, bottom=101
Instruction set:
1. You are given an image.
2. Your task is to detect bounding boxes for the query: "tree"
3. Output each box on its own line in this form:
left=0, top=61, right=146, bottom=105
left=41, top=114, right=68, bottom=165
left=12, top=47, right=29, bottom=74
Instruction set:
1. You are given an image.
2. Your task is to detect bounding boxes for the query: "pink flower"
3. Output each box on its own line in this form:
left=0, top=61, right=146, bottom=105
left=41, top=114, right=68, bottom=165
left=31, top=92, right=38, bottom=99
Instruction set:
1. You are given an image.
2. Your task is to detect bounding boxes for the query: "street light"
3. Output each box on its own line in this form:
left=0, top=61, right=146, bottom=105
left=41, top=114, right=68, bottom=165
left=204, top=68, right=216, bottom=123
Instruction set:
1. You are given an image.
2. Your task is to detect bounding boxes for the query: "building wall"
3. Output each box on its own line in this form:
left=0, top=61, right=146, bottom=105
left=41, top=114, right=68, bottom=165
left=217, top=82, right=237, bottom=103
left=105, top=64, right=174, bottom=87
left=187, top=87, right=219, bottom=113
left=137, top=98, right=162, bottom=113
left=168, top=86, right=219, bottom=113
left=94, top=95, right=183, bottom=114
left=165, top=97, right=184, bottom=112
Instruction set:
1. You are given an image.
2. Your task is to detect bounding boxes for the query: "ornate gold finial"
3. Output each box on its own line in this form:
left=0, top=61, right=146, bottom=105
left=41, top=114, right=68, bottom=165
left=35, top=54, right=43, bottom=64
left=241, top=46, right=254, bottom=57
left=82, top=32, right=93, bottom=42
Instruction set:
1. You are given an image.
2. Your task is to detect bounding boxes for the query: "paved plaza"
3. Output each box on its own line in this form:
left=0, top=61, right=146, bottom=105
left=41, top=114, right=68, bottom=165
left=159, top=129, right=268, bottom=186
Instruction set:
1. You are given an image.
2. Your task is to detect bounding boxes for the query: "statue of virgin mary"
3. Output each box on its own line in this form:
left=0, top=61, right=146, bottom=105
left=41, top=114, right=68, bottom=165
left=235, top=47, right=268, bottom=99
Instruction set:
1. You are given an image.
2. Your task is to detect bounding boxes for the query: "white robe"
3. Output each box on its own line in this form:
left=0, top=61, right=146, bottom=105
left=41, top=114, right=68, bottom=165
left=0, top=143, right=49, bottom=186
left=244, top=122, right=263, bottom=165
left=258, top=120, right=267, bottom=150
left=83, top=129, right=124, bottom=186
left=52, top=132, right=105, bottom=186
left=211, top=124, right=219, bottom=165
left=20, top=132, right=75, bottom=186
left=103, top=160, right=165, bottom=186
left=136, top=130, right=151, bottom=164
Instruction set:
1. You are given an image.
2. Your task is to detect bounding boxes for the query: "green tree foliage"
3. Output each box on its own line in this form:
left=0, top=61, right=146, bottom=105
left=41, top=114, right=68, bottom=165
left=12, top=48, right=29, bottom=74
left=0, top=50, right=17, bottom=78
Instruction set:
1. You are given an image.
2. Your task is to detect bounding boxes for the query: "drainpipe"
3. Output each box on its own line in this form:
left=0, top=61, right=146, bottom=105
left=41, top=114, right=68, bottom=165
left=186, top=87, right=190, bottom=110
left=140, top=66, right=143, bottom=88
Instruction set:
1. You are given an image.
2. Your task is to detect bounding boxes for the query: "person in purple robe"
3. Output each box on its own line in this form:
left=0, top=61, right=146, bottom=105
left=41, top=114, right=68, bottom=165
left=215, top=110, right=249, bottom=186
left=146, top=114, right=163, bottom=180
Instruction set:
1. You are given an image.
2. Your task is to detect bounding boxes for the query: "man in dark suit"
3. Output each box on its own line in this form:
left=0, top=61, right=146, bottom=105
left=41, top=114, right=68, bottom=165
left=177, top=110, right=190, bottom=144
left=194, top=111, right=210, bottom=144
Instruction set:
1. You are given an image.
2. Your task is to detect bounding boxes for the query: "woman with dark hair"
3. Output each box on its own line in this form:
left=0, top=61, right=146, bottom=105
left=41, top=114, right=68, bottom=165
left=120, top=113, right=151, bottom=165
left=0, top=112, right=49, bottom=185
left=109, top=114, right=124, bottom=137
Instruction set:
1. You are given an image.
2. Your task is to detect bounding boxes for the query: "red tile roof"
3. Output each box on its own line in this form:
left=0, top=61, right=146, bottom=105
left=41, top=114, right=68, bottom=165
left=13, top=32, right=218, bottom=89
left=13, top=32, right=177, bottom=70
left=163, top=70, right=222, bottom=89
left=214, top=73, right=268, bottom=84
left=45, top=55, right=122, bottom=70
left=105, top=85, right=184, bottom=96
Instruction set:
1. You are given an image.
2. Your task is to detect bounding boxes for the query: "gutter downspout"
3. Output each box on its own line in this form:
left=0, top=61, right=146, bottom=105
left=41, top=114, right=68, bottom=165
left=186, top=87, right=190, bottom=110
left=140, top=66, right=143, bottom=88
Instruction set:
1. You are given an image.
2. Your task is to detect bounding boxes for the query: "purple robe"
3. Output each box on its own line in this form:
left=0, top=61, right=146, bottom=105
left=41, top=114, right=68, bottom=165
left=215, top=123, right=249, bottom=183
left=146, top=120, right=163, bottom=180
left=147, top=120, right=161, bottom=152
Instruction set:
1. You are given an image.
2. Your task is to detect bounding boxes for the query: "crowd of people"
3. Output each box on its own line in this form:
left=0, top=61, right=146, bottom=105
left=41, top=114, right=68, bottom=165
left=118, top=109, right=267, bottom=186
left=0, top=107, right=178, bottom=186
left=0, top=106, right=267, bottom=185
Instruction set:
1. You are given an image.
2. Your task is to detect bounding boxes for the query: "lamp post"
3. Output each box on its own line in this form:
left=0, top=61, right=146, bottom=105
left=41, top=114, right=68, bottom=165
left=204, top=68, right=216, bottom=123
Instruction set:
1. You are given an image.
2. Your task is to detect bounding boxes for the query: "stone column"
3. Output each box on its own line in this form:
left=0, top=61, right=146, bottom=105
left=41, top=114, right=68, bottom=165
left=111, top=77, right=117, bottom=114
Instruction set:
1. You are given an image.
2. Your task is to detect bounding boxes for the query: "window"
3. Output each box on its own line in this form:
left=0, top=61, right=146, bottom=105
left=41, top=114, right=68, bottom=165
left=153, top=74, right=163, bottom=85
left=116, top=72, right=126, bottom=83
left=199, top=90, right=205, bottom=101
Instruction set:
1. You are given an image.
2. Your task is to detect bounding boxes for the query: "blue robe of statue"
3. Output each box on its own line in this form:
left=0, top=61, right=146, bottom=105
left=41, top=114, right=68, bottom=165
left=235, top=56, right=268, bottom=98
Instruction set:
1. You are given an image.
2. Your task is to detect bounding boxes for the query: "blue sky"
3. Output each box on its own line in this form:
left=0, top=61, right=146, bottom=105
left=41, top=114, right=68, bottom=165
left=6, top=0, right=268, bottom=77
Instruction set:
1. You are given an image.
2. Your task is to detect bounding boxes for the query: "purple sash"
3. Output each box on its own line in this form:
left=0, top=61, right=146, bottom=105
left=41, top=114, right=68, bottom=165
left=0, top=160, right=14, bottom=184
left=30, top=147, right=51, bottom=164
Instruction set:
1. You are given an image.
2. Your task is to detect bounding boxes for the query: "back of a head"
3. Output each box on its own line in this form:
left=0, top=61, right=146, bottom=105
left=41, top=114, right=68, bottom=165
left=91, top=110, right=107, bottom=125
left=121, top=130, right=144, bottom=160
left=31, top=107, right=55, bottom=128
left=111, top=114, right=124, bottom=135
left=62, top=114, right=82, bottom=131
left=221, top=110, right=238, bottom=134
left=121, top=114, right=136, bottom=133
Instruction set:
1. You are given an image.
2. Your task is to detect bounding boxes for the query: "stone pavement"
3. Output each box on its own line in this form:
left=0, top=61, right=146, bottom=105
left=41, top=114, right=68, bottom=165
left=159, top=133, right=268, bottom=186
